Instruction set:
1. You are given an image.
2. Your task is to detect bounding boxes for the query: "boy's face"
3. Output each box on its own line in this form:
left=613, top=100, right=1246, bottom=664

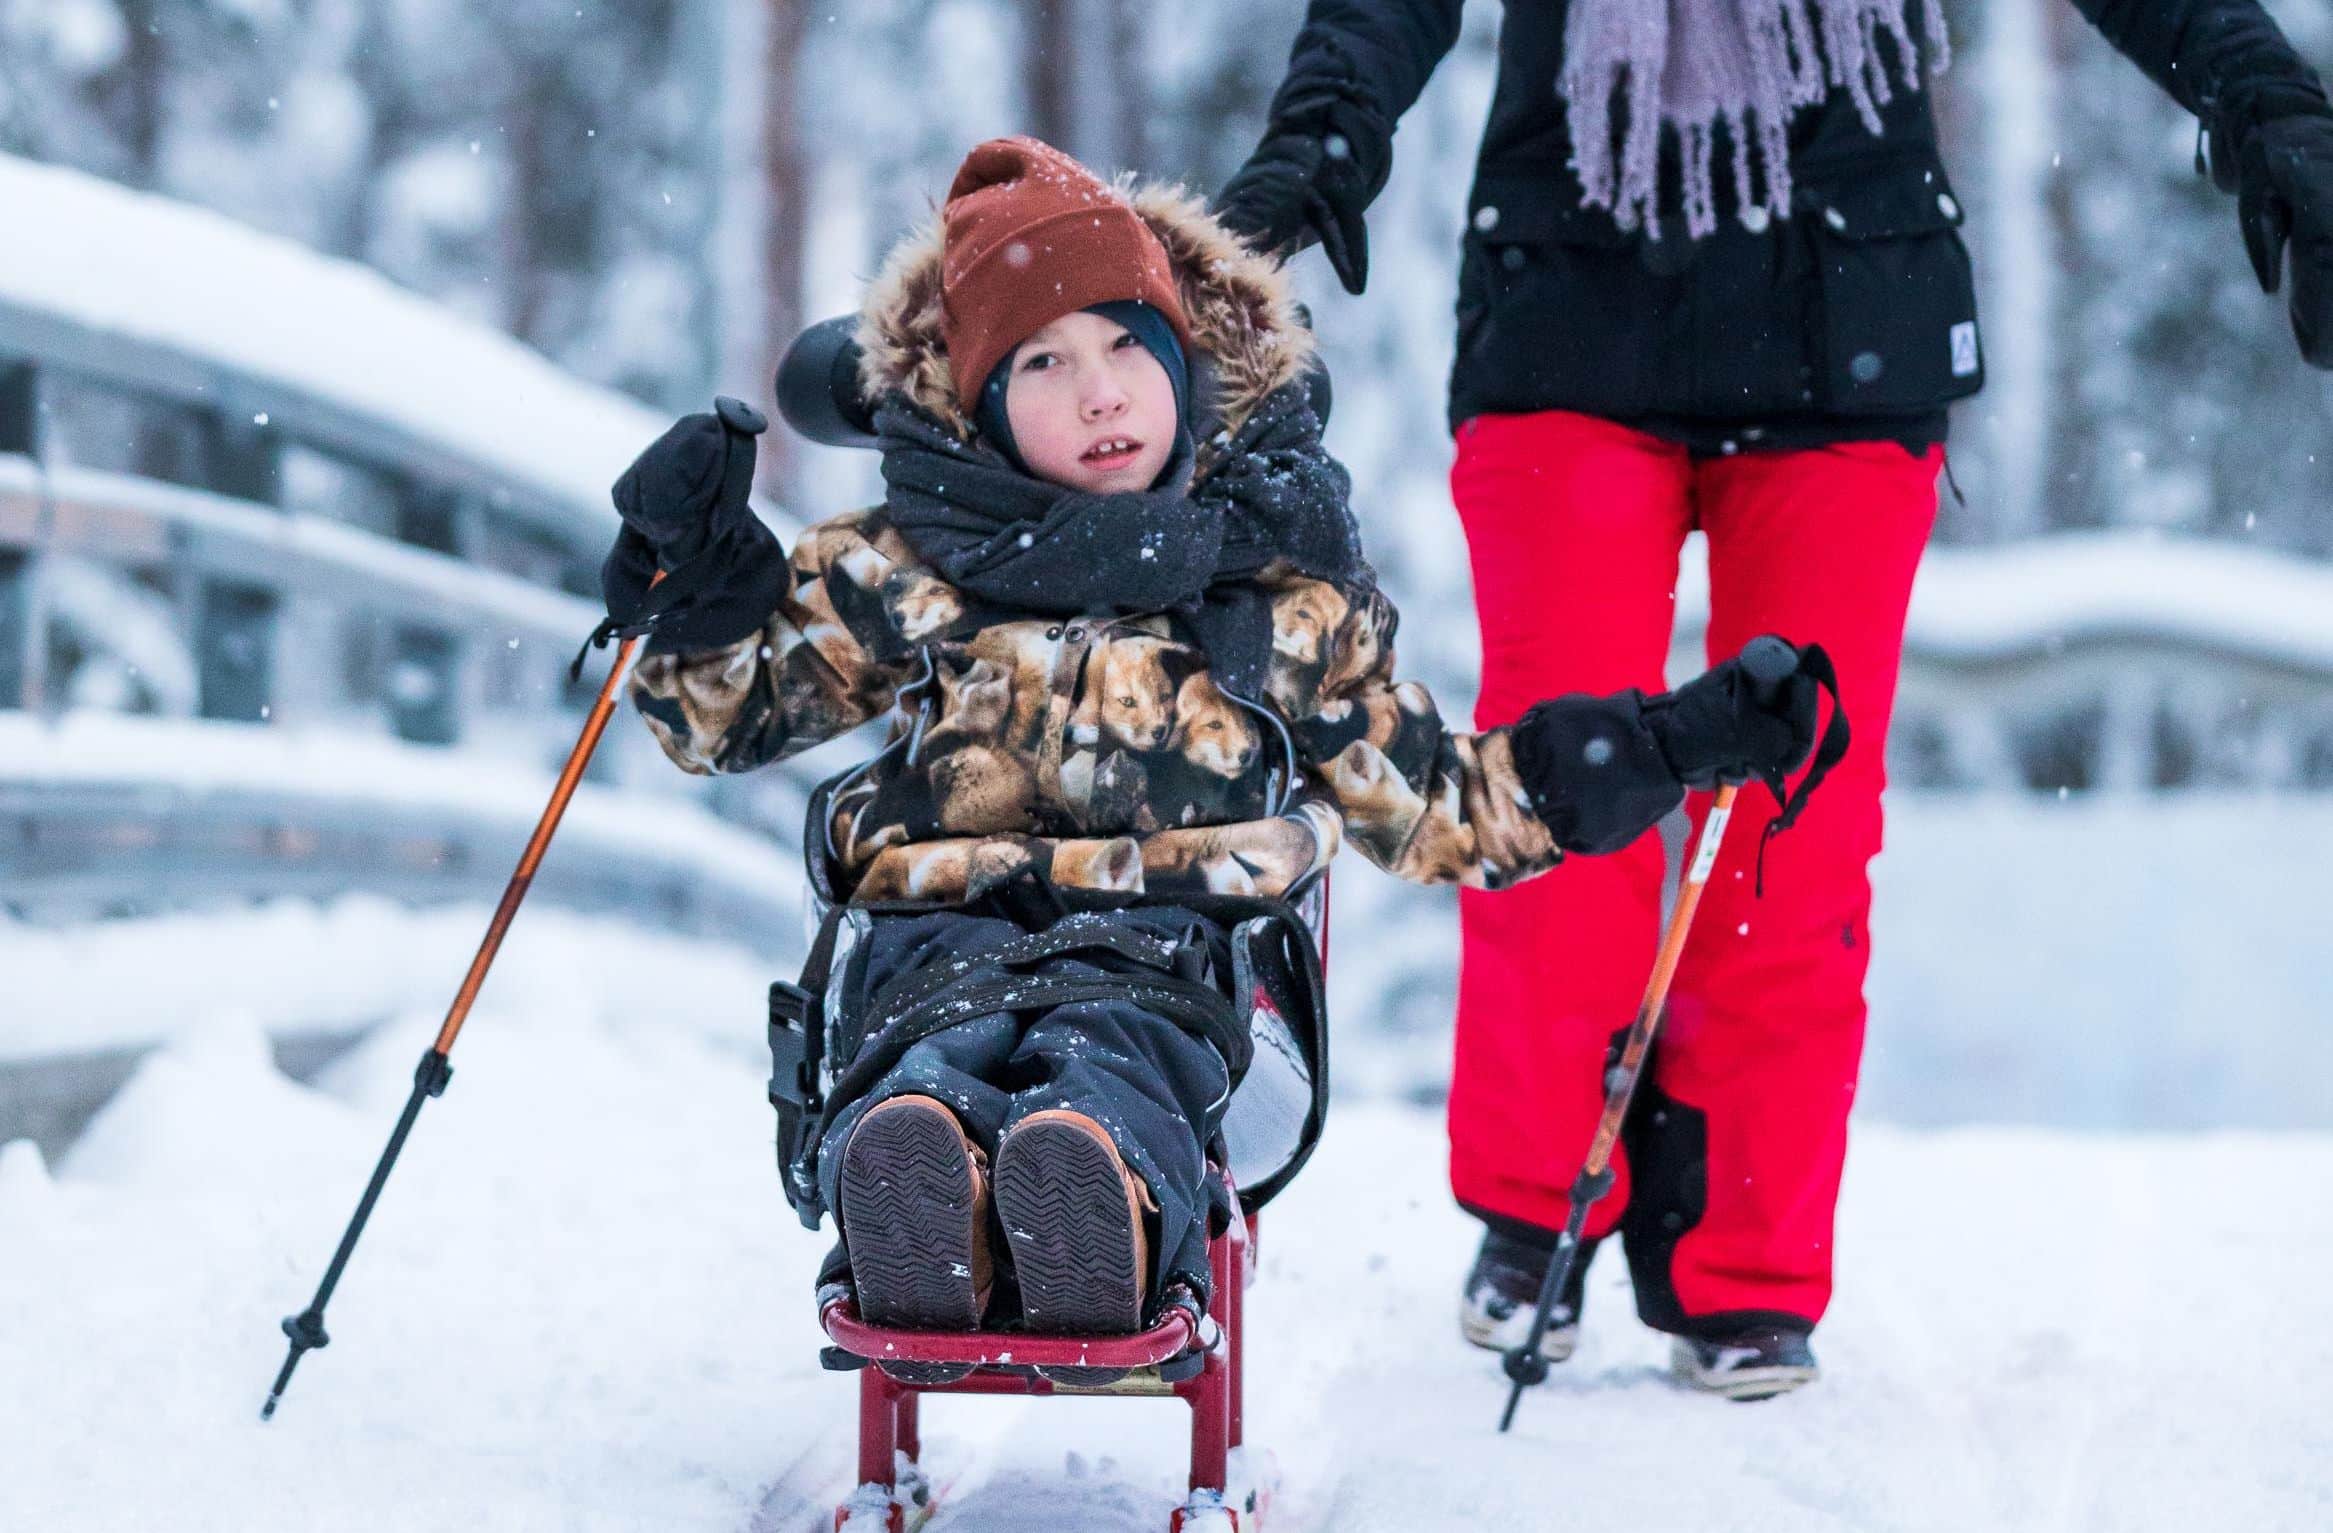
left=1000, top=310, right=1177, bottom=493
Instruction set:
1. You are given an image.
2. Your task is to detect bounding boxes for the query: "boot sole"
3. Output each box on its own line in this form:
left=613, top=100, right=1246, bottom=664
left=838, top=1099, right=986, bottom=1333
left=994, top=1116, right=1143, bottom=1382
left=1669, top=1338, right=1820, bottom=1402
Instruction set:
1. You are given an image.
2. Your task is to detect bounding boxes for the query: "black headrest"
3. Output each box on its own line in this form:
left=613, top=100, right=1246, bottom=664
left=773, top=307, right=1335, bottom=452
left=774, top=314, right=879, bottom=448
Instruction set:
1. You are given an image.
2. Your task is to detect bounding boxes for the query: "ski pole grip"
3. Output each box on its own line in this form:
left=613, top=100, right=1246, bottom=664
left=1738, top=635, right=1798, bottom=707
left=713, top=394, right=766, bottom=519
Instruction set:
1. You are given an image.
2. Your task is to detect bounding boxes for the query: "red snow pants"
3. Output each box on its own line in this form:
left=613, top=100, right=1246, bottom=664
left=1446, top=409, right=1938, bottom=1336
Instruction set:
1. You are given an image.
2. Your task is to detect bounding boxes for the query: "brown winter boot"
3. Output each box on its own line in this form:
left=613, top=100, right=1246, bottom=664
left=837, top=1094, right=995, bottom=1363
left=993, top=1109, right=1155, bottom=1383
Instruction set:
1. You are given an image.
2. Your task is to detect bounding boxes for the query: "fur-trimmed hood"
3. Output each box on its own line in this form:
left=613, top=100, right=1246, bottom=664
left=856, top=179, right=1318, bottom=448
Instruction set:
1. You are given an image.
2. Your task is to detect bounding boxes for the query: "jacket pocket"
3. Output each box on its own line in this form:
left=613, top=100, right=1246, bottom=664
left=1457, top=179, right=1665, bottom=420
left=1800, top=155, right=1985, bottom=415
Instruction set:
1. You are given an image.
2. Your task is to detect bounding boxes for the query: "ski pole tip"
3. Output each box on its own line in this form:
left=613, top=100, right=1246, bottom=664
left=1495, top=1344, right=1548, bottom=1433
left=261, top=1323, right=317, bottom=1422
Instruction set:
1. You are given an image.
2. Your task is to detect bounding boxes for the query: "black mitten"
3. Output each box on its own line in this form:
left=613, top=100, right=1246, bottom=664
left=1643, top=652, right=1819, bottom=792
left=1508, top=691, right=1685, bottom=856
left=2222, top=111, right=2333, bottom=369
left=586, top=397, right=788, bottom=668
left=1215, top=100, right=1388, bottom=295
left=610, top=395, right=767, bottom=569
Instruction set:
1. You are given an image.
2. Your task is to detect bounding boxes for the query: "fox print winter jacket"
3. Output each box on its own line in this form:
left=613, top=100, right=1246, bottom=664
left=628, top=187, right=1593, bottom=906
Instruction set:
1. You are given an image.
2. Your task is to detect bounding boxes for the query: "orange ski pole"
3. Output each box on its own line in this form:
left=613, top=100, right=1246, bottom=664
left=261, top=579, right=659, bottom=1421
left=1498, top=635, right=1800, bottom=1431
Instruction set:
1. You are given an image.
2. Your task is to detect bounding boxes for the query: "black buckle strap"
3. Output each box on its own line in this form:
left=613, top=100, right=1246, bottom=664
left=858, top=916, right=1192, bottom=1033
left=768, top=903, right=854, bottom=1226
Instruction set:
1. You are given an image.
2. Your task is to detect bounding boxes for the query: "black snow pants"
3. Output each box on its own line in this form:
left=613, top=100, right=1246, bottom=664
left=814, top=899, right=1240, bottom=1305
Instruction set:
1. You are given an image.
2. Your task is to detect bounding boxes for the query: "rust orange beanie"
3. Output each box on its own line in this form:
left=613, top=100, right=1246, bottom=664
left=939, top=136, right=1194, bottom=411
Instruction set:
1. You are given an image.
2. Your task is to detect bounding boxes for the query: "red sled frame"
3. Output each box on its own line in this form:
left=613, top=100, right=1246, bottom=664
left=820, top=1176, right=1267, bottom=1533
left=803, top=865, right=1328, bottom=1532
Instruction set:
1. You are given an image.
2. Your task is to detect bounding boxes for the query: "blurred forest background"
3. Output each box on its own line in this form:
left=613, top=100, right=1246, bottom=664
left=6, top=2, right=2333, bottom=1128
left=7, top=0, right=2329, bottom=564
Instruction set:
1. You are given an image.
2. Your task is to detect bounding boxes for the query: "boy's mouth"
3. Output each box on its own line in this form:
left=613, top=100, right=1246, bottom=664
left=1079, top=435, right=1145, bottom=471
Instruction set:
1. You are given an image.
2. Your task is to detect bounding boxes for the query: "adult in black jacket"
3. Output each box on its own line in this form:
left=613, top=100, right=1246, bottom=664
left=1218, top=0, right=2333, bottom=1399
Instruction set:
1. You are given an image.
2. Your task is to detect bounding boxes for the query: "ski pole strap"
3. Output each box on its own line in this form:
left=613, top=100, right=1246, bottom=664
left=567, top=535, right=743, bottom=681
left=1755, top=643, right=1849, bottom=899
left=567, top=616, right=631, bottom=682
left=566, top=567, right=699, bottom=681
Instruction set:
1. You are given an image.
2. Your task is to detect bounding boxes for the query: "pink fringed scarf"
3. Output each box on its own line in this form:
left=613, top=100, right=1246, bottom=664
left=1560, top=0, right=1951, bottom=239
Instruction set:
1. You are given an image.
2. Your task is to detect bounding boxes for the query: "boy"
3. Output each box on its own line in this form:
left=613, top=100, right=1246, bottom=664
left=600, top=138, right=1818, bottom=1358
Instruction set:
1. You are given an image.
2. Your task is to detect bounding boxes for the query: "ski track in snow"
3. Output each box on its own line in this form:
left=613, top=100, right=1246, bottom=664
left=6, top=941, right=2332, bottom=1533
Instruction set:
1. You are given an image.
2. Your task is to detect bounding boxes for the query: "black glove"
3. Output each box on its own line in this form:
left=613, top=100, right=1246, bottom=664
left=610, top=395, right=766, bottom=570
left=2214, top=111, right=2333, bottom=369
left=1508, top=690, right=1685, bottom=856
left=1643, top=641, right=1821, bottom=793
left=1215, top=101, right=1389, bottom=295
left=587, top=396, right=789, bottom=669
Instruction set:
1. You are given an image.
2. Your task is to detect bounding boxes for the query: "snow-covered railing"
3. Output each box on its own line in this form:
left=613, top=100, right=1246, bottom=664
left=0, top=151, right=694, bottom=729
left=0, top=151, right=666, bottom=535
left=0, top=151, right=674, bottom=724
left=0, top=711, right=806, bottom=946
left=0, top=153, right=812, bottom=935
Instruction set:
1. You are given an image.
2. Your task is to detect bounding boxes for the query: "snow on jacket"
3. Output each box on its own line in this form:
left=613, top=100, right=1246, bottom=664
left=628, top=186, right=1574, bottom=905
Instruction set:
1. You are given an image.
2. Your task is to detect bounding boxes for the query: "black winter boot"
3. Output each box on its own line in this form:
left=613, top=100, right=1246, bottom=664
left=1670, top=1324, right=1819, bottom=1401
left=1459, top=1228, right=1592, bottom=1361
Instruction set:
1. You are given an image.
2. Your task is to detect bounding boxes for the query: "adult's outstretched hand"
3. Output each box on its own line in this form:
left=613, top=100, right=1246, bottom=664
left=2218, top=111, right=2333, bottom=369
left=1215, top=110, right=1383, bottom=295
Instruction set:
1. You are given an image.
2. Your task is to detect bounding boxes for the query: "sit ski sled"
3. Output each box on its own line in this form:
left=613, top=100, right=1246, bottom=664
left=767, top=318, right=1338, bottom=1527
left=772, top=770, right=1332, bottom=1533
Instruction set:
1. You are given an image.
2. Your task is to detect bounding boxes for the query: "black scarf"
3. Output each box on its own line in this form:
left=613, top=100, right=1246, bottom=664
left=876, top=381, right=1366, bottom=697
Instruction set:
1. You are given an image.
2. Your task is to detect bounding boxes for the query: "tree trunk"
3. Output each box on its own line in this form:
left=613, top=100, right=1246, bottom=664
left=502, top=80, right=555, bottom=352
left=1109, top=0, right=1150, bottom=174
left=1021, top=0, right=1149, bottom=172
left=759, top=0, right=812, bottom=501
left=110, top=0, right=168, bottom=186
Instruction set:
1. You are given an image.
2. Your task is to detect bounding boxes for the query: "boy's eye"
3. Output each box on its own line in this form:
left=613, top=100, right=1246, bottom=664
left=1019, top=351, right=1057, bottom=372
left=1112, top=332, right=1141, bottom=350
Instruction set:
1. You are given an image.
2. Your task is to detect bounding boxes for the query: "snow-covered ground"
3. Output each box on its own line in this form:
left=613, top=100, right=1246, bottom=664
left=0, top=899, right=781, bottom=1064
left=6, top=793, right=2329, bottom=1530
left=14, top=794, right=2327, bottom=1125
left=5, top=892, right=2332, bottom=1531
